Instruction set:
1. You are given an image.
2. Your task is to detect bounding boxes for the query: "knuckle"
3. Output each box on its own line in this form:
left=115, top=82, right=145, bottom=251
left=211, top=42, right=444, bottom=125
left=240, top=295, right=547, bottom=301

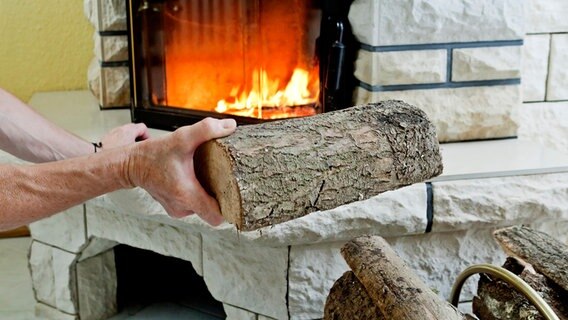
left=200, top=117, right=217, bottom=132
left=171, top=127, right=188, bottom=143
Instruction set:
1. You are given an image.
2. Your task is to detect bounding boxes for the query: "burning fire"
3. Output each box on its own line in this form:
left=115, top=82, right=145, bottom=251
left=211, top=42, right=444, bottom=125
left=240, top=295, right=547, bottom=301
left=162, top=0, right=319, bottom=120
left=215, top=68, right=319, bottom=119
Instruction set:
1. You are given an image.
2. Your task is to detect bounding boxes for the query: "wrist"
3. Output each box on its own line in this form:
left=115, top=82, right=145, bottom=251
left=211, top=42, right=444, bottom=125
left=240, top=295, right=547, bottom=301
left=121, top=143, right=143, bottom=189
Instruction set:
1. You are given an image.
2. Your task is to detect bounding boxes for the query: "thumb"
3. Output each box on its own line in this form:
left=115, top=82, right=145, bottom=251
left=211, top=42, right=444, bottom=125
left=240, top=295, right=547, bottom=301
left=183, top=118, right=237, bottom=150
left=134, top=123, right=150, bottom=141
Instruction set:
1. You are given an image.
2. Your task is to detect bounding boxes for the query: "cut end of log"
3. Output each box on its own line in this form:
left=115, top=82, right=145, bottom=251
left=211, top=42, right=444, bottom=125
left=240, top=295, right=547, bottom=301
left=195, top=140, right=243, bottom=229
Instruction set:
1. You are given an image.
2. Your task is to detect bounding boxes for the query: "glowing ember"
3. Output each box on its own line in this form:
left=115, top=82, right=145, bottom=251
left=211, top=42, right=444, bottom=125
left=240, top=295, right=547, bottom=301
left=215, top=68, right=319, bottom=119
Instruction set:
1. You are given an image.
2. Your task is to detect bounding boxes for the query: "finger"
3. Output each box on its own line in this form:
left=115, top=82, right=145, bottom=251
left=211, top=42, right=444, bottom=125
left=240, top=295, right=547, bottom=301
left=183, top=118, right=237, bottom=150
left=134, top=123, right=150, bottom=141
left=168, top=208, right=195, bottom=219
left=188, top=178, right=225, bottom=226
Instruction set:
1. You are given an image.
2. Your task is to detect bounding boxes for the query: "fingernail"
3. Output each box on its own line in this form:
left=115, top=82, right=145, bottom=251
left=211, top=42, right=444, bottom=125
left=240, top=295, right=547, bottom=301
left=221, top=119, right=237, bottom=130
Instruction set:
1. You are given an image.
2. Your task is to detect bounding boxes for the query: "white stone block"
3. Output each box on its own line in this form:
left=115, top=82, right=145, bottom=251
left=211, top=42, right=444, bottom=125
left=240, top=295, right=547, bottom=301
left=29, top=242, right=78, bottom=314
left=76, top=250, right=117, bottom=320
left=87, top=58, right=101, bottom=101
left=106, top=188, right=168, bottom=217
left=52, top=250, right=78, bottom=314
left=29, top=242, right=56, bottom=308
left=349, top=0, right=524, bottom=46
left=94, top=33, right=128, bottom=62
left=452, top=46, right=521, bottom=82
left=86, top=203, right=203, bottom=275
left=100, top=66, right=130, bottom=108
left=386, top=228, right=507, bottom=300
left=87, top=60, right=130, bottom=108
left=546, top=34, right=568, bottom=101
left=29, top=205, right=86, bottom=253
left=35, top=303, right=77, bottom=320
left=355, top=49, right=446, bottom=85
left=84, top=0, right=127, bottom=31
left=517, top=101, right=568, bottom=154
left=223, top=304, right=257, bottom=320
left=458, top=301, right=473, bottom=315
left=202, top=235, right=289, bottom=319
left=258, top=316, right=277, bottom=320
left=354, top=85, right=520, bottom=142
left=522, top=35, right=550, bottom=102
left=525, top=0, right=568, bottom=34
left=433, top=173, right=568, bottom=232
left=288, top=242, right=349, bottom=319
left=78, top=238, right=117, bottom=262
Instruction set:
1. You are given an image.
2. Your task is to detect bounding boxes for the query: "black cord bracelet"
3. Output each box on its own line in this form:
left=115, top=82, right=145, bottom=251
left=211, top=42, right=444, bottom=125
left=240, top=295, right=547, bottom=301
left=92, top=142, right=103, bottom=153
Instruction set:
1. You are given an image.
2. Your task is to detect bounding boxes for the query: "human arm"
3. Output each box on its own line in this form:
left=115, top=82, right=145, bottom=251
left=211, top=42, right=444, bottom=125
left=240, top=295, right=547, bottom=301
left=0, top=88, right=149, bottom=162
left=0, top=117, right=236, bottom=231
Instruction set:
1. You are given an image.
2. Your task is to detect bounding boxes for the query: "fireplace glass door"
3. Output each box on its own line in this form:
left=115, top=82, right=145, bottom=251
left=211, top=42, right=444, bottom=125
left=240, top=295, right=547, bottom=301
left=128, top=0, right=322, bottom=129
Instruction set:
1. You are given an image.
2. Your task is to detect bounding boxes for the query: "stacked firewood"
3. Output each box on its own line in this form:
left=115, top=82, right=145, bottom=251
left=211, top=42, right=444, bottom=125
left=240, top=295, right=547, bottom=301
left=324, top=227, right=568, bottom=319
left=323, top=236, right=473, bottom=320
left=472, top=226, right=568, bottom=320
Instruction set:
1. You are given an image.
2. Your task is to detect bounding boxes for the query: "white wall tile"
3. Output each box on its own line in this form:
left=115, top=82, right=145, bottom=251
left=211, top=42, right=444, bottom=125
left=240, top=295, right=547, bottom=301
left=452, top=46, right=521, bottom=82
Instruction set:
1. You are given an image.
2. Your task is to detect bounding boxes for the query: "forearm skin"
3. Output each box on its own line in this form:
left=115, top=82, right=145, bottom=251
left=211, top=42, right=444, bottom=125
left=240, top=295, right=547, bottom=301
left=0, top=89, right=93, bottom=162
left=0, top=146, right=133, bottom=231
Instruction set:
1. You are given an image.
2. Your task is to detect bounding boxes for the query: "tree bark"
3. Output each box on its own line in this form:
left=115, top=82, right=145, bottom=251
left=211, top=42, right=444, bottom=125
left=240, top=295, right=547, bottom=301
left=324, top=271, right=385, bottom=320
left=195, top=101, right=443, bottom=231
left=340, top=236, right=466, bottom=320
left=493, top=226, right=568, bottom=292
left=472, top=257, right=568, bottom=320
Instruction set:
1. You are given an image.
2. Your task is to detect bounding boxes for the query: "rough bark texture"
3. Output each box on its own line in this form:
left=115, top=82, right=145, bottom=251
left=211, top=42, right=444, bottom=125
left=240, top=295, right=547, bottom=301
left=340, top=236, right=465, bottom=320
left=195, top=101, right=443, bottom=231
left=493, top=226, right=568, bottom=292
left=324, top=271, right=385, bottom=320
left=472, top=257, right=568, bottom=320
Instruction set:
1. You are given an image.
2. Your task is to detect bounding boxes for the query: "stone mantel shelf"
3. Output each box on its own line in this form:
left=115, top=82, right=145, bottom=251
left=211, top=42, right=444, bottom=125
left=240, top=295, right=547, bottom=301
left=11, top=91, right=568, bottom=248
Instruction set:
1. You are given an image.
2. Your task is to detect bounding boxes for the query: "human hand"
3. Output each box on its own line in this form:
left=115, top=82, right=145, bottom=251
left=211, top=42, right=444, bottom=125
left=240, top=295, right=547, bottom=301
left=126, top=118, right=237, bottom=226
left=101, top=123, right=150, bottom=150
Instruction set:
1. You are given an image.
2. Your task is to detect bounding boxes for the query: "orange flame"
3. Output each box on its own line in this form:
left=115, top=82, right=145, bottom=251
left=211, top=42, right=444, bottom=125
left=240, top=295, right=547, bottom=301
left=215, top=67, right=319, bottom=119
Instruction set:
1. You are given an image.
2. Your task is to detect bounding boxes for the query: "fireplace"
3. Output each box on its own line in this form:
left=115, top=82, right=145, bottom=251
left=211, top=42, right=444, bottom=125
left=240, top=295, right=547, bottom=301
left=127, top=0, right=356, bottom=130
left=87, top=0, right=525, bottom=143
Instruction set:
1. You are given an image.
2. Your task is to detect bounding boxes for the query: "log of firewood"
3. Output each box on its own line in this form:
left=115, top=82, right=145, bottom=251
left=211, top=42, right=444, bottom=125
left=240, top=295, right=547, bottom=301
left=195, top=101, right=443, bottom=231
left=340, top=236, right=466, bottom=320
left=472, top=257, right=568, bottom=320
left=493, top=226, right=568, bottom=292
left=324, top=271, right=385, bottom=320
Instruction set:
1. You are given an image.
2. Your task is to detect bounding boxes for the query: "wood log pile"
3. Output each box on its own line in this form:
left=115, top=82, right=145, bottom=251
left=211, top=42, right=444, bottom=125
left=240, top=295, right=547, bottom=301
left=472, top=226, right=568, bottom=320
left=195, top=101, right=443, bottom=231
left=324, top=236, right=471, bottom=320
left=324, top=227, right=568, bottom=319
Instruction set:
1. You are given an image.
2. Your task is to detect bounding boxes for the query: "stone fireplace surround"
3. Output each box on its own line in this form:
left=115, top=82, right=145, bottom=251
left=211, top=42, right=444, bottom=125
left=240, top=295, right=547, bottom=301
left=18, top=91, right=568, bottom=320
left=19, top=0, right=568, bottom=319
left=84, top=0, right=525, bottom=143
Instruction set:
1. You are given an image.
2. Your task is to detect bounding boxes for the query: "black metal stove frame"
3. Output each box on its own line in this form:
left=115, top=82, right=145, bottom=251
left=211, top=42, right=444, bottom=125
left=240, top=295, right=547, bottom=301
left=127, top=0, right=356, bottom=131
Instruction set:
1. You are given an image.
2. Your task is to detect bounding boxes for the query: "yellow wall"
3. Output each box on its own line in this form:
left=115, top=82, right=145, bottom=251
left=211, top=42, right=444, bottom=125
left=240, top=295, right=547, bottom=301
left=0, top=0, right=94, bottom=102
